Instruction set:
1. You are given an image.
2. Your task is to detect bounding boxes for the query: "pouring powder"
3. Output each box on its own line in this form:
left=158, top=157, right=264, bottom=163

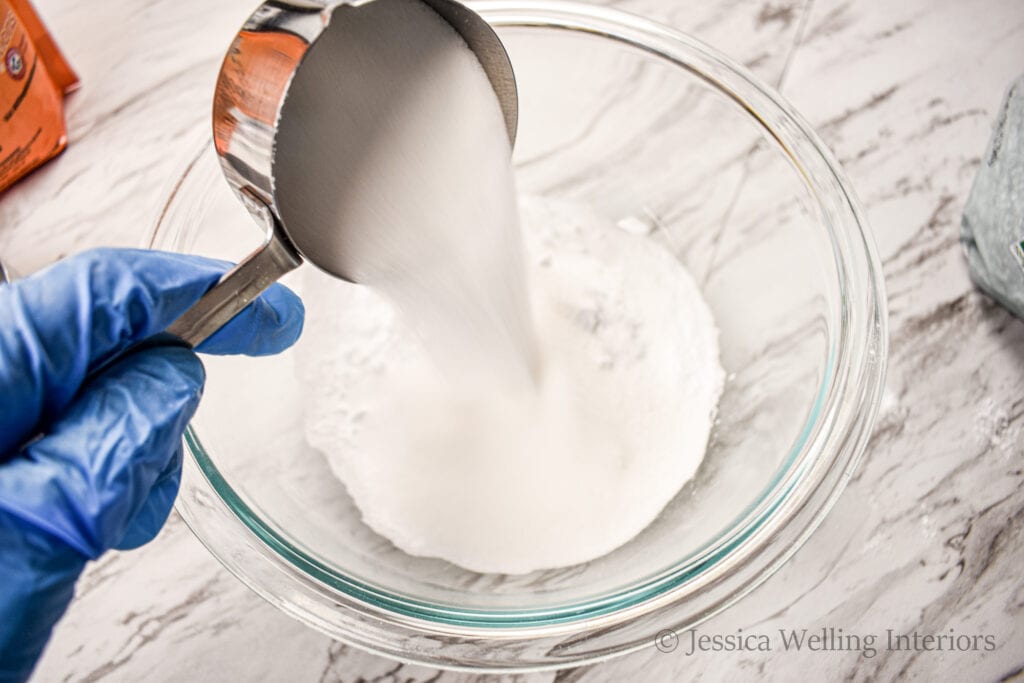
left=297, top=199, right=725, bottom=574
left=292, top=0, right=724, bottom=574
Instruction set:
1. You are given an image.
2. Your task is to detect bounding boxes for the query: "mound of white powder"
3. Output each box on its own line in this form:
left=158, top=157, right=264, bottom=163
left=297, top=197, right=724, bottom=574
left=283, top=0, right=724, bottom=574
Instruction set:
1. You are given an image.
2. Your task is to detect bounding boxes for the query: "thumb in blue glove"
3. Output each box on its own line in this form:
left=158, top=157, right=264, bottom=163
left=0, top=248, right=305, bottom=682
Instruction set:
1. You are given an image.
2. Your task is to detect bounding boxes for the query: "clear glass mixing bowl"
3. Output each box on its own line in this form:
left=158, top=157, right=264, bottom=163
left=150, top=0, right=887, bottom=671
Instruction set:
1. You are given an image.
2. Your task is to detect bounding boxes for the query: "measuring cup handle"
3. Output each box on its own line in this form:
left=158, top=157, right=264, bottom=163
left=167, top=220, right=302, bottom=347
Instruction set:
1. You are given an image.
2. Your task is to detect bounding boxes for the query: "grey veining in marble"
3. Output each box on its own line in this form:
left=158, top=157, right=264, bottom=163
left=3, top=0, right=1023, bottom=681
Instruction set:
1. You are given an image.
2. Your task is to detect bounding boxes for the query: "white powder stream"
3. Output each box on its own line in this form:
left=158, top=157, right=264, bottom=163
left=291, top=0, right=725, bottom=574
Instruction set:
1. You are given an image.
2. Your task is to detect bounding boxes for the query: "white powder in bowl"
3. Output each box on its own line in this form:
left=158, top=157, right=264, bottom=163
left=297, top=196, right=724, bottom=574
left=282, top=0, right=724, bottom=574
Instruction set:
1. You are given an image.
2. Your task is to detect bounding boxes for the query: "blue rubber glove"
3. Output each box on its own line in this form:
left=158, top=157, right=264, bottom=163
left=0, top=248, right=304, bottom=682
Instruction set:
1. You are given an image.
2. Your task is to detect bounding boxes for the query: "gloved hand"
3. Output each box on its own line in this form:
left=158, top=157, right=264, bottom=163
left=0, top=248, right=304, bottom=682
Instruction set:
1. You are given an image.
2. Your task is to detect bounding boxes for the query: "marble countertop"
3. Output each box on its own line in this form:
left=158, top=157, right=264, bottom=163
left=4, top=0, right=1023, bottom=680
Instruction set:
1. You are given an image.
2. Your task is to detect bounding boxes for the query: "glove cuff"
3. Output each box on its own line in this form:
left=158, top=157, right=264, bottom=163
left=0, top=510, right=87, bottom=683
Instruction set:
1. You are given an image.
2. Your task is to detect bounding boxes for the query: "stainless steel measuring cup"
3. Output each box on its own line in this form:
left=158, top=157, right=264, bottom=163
left=167, top=0, right=518, bottom=346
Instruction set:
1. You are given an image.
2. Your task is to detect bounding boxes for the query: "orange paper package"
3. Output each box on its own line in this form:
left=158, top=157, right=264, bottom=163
left=0, top=0, right=78, bottom=194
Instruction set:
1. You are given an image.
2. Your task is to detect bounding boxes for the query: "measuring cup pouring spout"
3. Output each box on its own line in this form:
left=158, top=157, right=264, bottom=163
left=167, top=0, right=518, bottom=346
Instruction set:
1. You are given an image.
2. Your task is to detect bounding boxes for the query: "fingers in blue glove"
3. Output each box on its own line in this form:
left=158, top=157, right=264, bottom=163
left=0, top=247, right=305, bottom=455
left=0, top=248, right=305, bottom=682
left=0, top=346, right=200, bottom=681
left=0, top=346, right=204, bottom=558
left=114, top=442, right=183, bottom=551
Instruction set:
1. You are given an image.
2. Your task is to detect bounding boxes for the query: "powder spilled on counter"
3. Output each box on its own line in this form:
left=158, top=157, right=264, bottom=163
left=292, top=0, right=725, bottom=573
